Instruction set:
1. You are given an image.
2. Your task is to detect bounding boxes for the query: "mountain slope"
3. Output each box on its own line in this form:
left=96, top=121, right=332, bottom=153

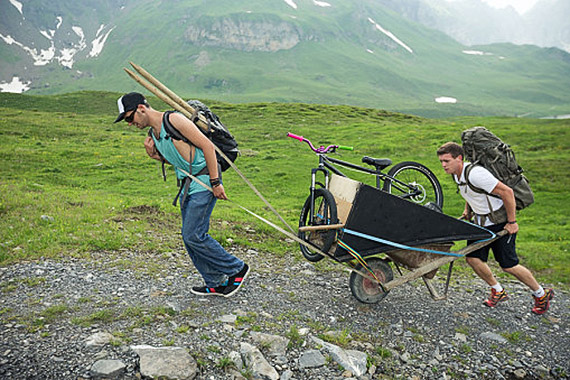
left=524, top=0, right=570, bottom=52
left=0, top=0, right=569, bottom=118
left=382, top=0, right=570, bottom=53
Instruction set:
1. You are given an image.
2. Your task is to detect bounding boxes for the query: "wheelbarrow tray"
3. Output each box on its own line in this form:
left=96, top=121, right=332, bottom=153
left=328, top=176, right=493, bottom=263
left=385, top=243, right=454, bottom=279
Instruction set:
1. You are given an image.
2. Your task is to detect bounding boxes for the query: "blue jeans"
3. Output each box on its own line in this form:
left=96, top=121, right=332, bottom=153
left=180, top=189, right=244, bottom=287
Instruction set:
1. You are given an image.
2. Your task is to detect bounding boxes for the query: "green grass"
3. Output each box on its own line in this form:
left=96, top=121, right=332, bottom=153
left=0, top=91, right=568, bottom=286
left=285, top=325, right=303, bottom=348
left=317, top=328, right=353, bottom=347
left=501, top=331, right=531, bottom=344
left=217, top=356, right=235, bottom=370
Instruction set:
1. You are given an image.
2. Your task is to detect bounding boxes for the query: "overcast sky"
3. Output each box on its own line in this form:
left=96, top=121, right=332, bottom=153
left=480, top=0, right=540, bottom=14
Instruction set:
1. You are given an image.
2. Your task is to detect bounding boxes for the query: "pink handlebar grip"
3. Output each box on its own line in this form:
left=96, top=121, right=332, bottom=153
left=287, top=132, right=304, bottom=142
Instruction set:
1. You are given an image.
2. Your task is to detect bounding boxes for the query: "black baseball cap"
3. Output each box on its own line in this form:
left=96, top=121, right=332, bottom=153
left=114, top=92, right=148, bottom=123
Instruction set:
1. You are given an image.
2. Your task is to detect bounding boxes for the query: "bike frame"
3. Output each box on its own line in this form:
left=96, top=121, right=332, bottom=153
left=312, top=154, right=389, bottom=189
left=287, top=132, right=426, bottom=225
left=308, top=153, right=422, bottom=225
left=314, top=154, right=422, bottom=209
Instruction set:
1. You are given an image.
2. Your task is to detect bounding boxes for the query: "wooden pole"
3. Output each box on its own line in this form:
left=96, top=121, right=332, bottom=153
left=124, top=68, right=194, bottom=122
left=129, top=62, right=210, bottom=131
left=298, top=223, right=345, bottom=232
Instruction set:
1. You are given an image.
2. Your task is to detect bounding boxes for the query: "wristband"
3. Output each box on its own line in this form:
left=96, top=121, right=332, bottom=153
left=507, top=221, right=517, bottom=224
left=209, top=178, right=220, bottom=187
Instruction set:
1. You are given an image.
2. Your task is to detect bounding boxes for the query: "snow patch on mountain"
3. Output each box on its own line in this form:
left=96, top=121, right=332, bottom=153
left=9, top=0, right=23, bottom=15
left=0, top=18, right=113, bottom=68
left=0, top=33, right=56, bottom=66
left=463, top=50, right=505, bottom=60
left=50, top=27, right=83, bottom=68
left=40, top=30, right=54, bottom=40
left=463, top=50, right=493, bottom=56
left=368, top=18, right=413, bottom=54
left=435, top=96, right=457, bottom=103
left=283, top=0, right=330, bottom=9
left=284, top=0, right=297, bottom=10
left=89, top=26, right=114, bottom=58
left=73, top=26, right=86, bottom=44
left=0, top=34, right=16, bottom=45
left=57, top=48, right=76, bottom=68
left=313, top=0, right=332, bottom=7
left=0, top=76, right=31, bottom=93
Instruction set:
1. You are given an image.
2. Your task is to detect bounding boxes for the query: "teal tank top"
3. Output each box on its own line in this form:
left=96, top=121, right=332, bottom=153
left=151, top=120, right=209, bottom=195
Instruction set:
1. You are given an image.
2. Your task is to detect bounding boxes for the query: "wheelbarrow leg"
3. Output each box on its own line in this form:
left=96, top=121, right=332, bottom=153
left=393, top=260, right=404, bottom=276
left=422, top=276, right=446, bottom=301
left=444, top=261, right=454, bottom=296
left=423, top=260, right=455, bottom=301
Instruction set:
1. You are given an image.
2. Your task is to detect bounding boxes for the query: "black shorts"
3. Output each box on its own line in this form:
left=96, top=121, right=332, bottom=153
left=467, top=223, right=519, bottom=269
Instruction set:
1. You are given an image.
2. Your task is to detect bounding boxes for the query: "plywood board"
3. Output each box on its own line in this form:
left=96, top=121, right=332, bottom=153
left=329, top=174, right=360, bottom=224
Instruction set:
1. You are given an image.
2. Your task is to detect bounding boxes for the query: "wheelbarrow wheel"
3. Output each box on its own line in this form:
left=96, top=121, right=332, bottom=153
left=298, top=188, right=338, bottom=262
left=383, top=161, right=444, bottom=209
left=349, top=258, right=393, bottom=304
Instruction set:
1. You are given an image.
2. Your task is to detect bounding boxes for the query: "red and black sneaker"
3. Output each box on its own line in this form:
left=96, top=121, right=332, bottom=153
left=223, top=263, right=250, bottom=298
left=532, top=288, right=554, bottom=315
left=484, top=288, right=509, bottom=307
left=191, top=285, right=226, bottom=297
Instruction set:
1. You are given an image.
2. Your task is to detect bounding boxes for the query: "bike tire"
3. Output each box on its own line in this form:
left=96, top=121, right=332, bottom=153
left=298, top=188, right=338, bottom=262
left=349, top=258, right=393, bottom=304
left=382, top=161, right=444, bottom=209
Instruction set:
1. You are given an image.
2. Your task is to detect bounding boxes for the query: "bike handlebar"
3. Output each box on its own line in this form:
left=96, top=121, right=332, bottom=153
left=287, top=132, right=353, bottom=154
left=287, top=132, right=303, bottom=141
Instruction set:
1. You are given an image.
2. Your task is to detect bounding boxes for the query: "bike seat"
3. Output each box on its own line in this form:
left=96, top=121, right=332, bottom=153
left=362, top=156, right=392, bottom=170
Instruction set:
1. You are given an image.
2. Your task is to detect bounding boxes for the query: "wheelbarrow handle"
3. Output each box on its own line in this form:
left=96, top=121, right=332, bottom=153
left=381, top=230, right=508, bottom=292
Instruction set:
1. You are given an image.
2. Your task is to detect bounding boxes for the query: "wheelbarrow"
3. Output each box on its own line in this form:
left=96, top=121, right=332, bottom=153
left=298, top=174, right=503, bottom=304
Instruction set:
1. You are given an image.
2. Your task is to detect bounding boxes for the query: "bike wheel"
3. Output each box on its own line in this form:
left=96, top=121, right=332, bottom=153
left=382, top=161, right=444, bottom=208
left=298, top=188, right=338, bottom=262
left=349, top=258, right=393, bottom=304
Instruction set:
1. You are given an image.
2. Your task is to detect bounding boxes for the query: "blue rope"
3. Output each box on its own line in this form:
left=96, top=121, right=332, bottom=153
left=341, top=226, right=496, bottom=258
left=457, top=218, right=497, bottom=244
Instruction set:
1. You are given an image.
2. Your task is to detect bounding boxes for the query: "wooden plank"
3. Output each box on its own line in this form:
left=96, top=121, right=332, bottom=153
left=298, top=223, right=345, bottom=232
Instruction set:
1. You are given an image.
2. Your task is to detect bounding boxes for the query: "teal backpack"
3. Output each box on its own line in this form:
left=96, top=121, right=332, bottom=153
left=461, top=126, right=534, bottom=210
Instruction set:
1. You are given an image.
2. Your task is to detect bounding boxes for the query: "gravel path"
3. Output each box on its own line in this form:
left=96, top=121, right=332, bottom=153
left=0, top=245, right=568, bottom=380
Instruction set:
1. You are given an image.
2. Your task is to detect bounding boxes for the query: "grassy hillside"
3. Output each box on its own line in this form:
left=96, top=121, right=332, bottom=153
left=0, top=92, right=568, bottom=285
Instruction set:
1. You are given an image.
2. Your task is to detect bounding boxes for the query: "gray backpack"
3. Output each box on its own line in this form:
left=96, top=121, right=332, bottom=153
left=461, top=126, right=534, bottom=210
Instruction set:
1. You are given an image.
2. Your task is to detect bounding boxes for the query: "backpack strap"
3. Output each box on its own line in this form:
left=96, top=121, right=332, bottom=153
left=463, top=164, right=484, bottom=194
left=163, top=111, right=208, bottom=170
left=162, top=111, right=191, bottom=143
left=464, top=164, right=501, bottom=199
left=148, top=127, right=168, bottom=182
left=462, top=164, right=507, bottom=225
